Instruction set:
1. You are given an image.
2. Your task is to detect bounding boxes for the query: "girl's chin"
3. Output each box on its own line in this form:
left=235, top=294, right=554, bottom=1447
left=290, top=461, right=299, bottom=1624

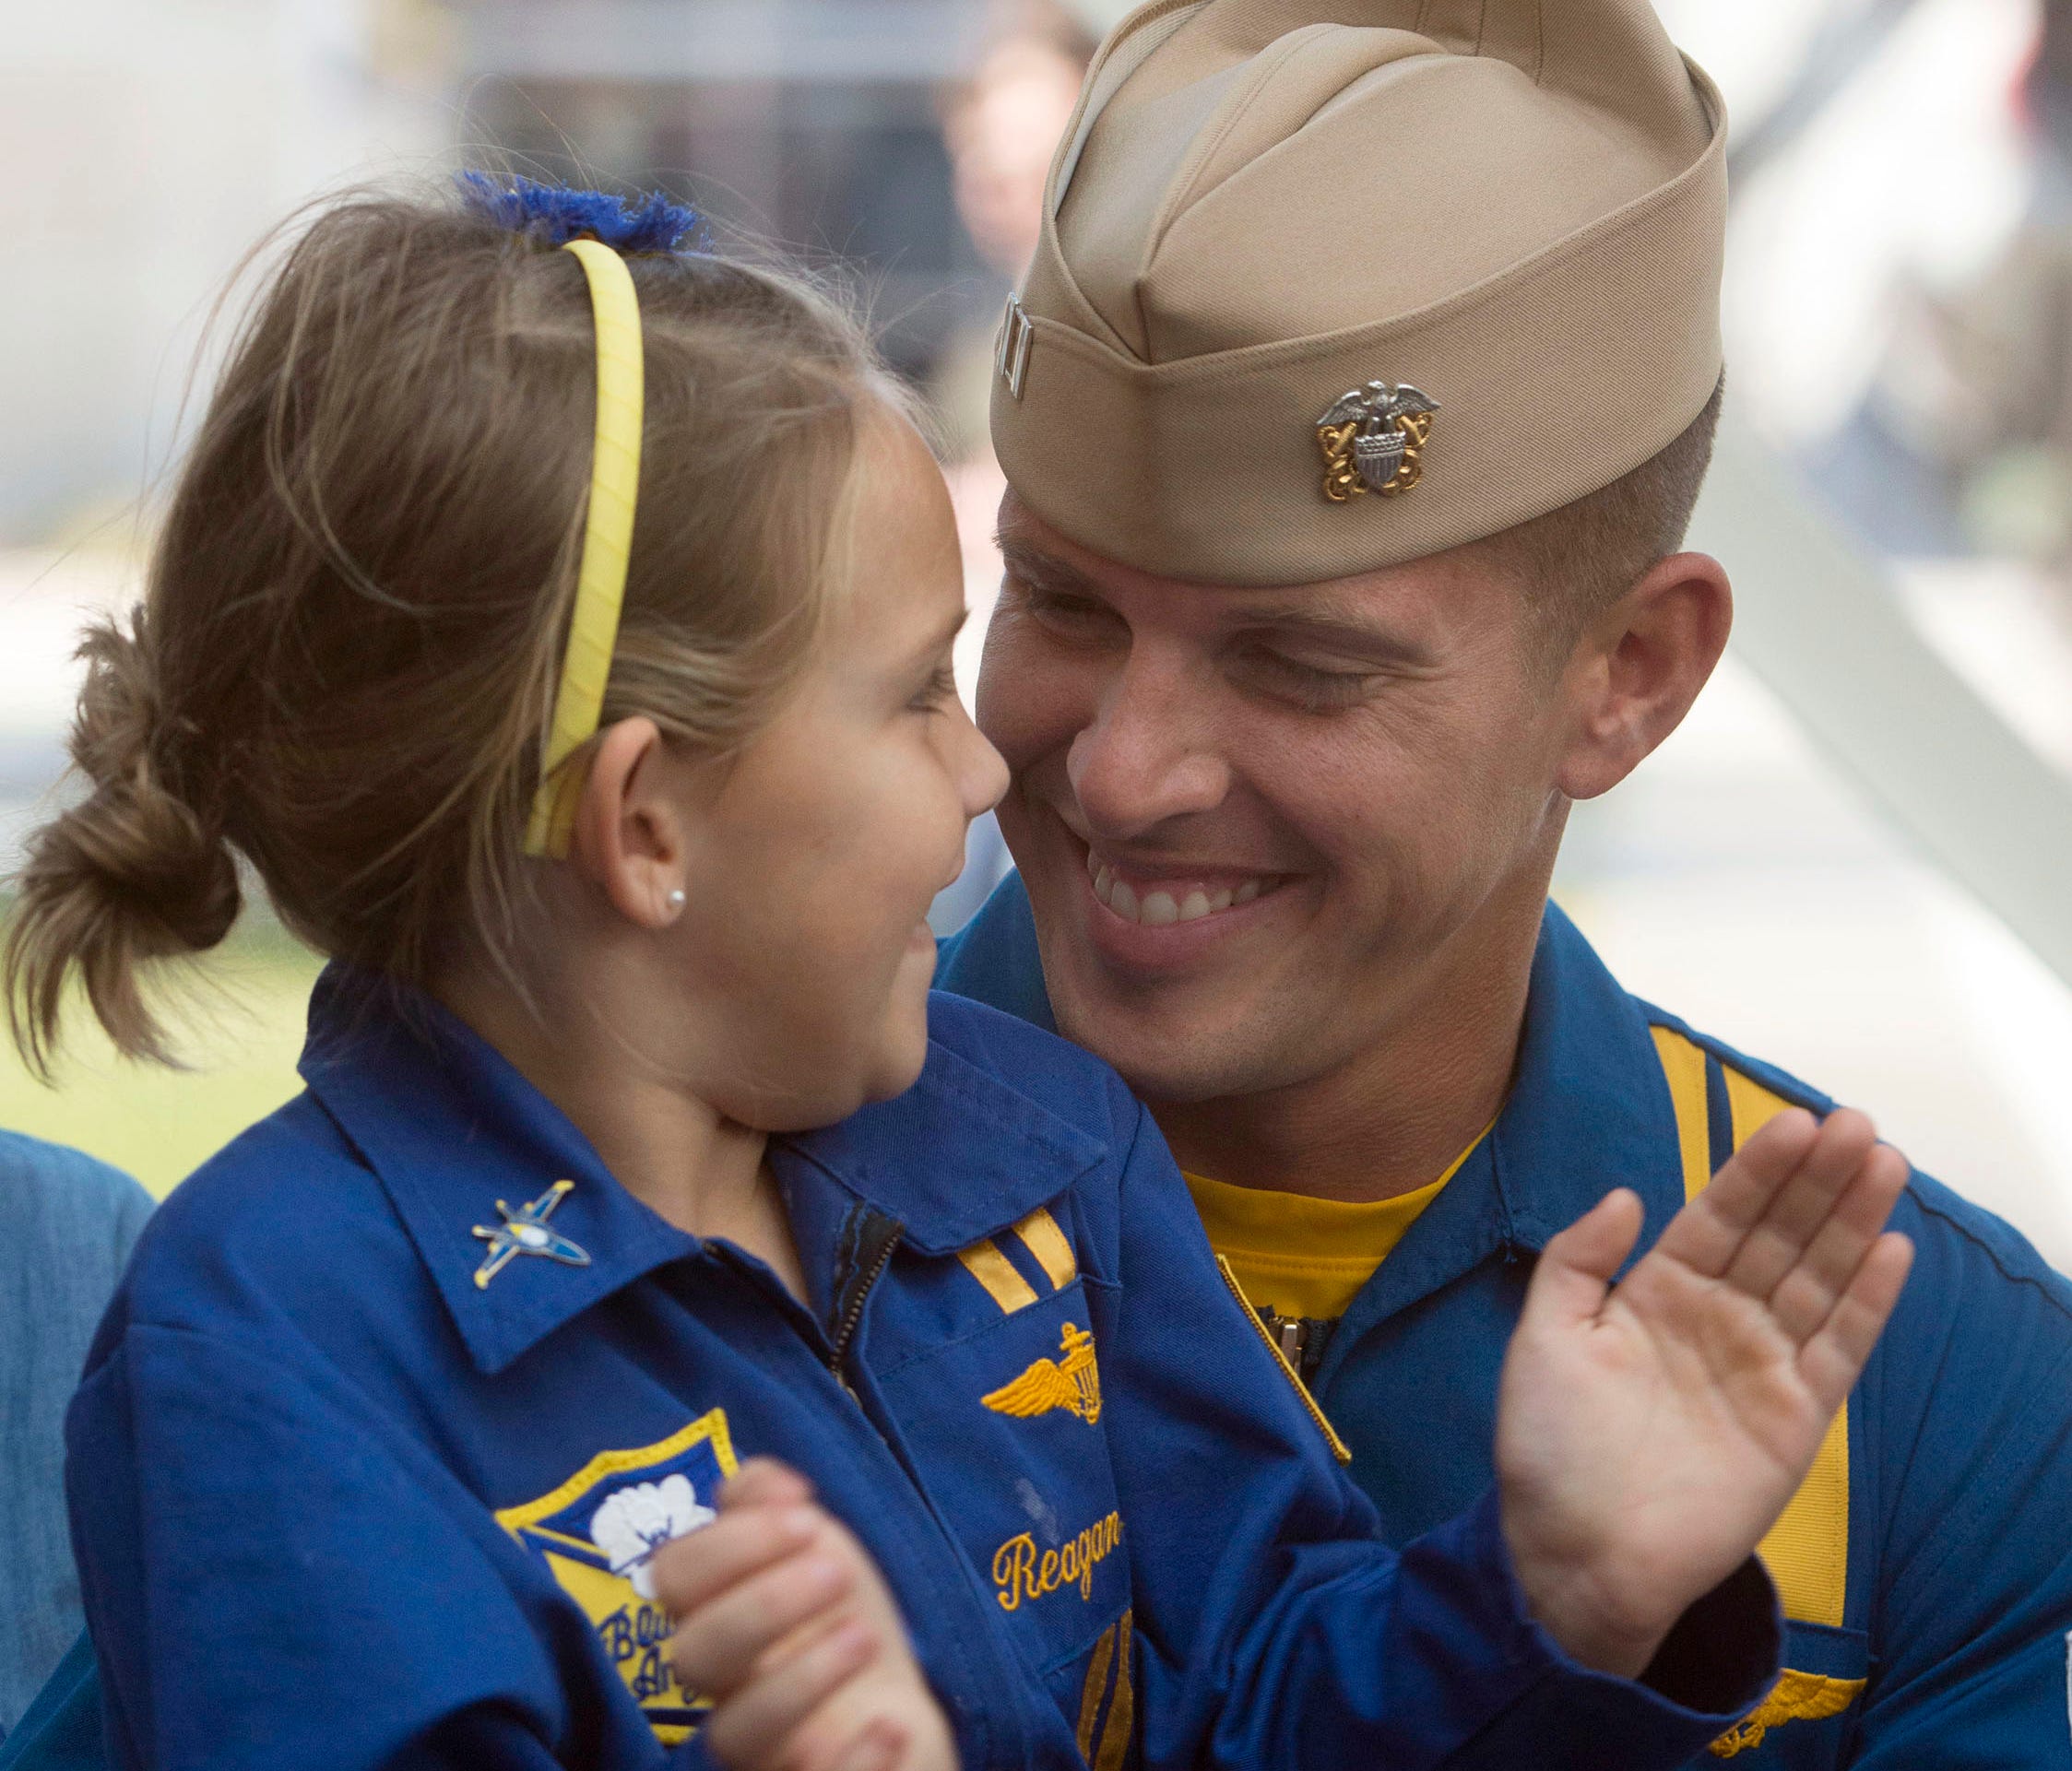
left=856, top=1025, right=930, bottom=1107
left=870, top=976, right=937, bottom=1095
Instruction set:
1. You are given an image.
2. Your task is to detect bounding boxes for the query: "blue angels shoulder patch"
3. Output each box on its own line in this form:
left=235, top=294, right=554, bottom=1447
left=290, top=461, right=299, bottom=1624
left=495, top=1411, right=739, bottom=1743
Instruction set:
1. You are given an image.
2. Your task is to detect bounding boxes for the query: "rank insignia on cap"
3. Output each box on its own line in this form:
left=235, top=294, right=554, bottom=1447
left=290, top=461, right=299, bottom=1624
left=473, top=1178, right=593, bottom=1289
left=997, top=293, right=1035, bottom=400
left=1317, top=383, right=1439, bottom=503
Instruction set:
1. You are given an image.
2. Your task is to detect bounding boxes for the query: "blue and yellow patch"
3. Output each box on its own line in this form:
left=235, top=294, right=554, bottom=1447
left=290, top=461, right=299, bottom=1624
left=494, top=1411, right=739, bottom=1744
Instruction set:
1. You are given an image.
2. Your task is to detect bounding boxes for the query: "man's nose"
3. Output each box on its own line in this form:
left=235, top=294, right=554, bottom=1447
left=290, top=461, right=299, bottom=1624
left=1067, top=649, right=1231, bottom=841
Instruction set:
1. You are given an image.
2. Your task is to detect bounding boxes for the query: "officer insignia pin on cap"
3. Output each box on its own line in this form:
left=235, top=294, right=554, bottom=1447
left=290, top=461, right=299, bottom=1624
left=1317, top=383, right=1439, bottom=502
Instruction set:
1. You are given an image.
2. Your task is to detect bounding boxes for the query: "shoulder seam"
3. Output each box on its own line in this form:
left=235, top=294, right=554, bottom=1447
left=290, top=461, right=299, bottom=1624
left=1903, top=1186, right=2072, bottom=1326
left=1640, top=1009, right=2071, bottom=1316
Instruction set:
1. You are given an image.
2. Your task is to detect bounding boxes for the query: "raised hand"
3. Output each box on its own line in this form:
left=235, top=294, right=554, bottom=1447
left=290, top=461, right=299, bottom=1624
left=1496, top=1107, right=1913, bottom=1677
left=653, top=1458, right=958, bottom=1771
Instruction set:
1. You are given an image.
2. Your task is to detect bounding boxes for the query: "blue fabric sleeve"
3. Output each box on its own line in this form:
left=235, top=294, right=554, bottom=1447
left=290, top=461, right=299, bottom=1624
left=1091, top=1090, right=1782, bottom=1770
left=1845, top=1180, right=2072, bottom=1766
left=66, top=1322, right=651, bottom=1771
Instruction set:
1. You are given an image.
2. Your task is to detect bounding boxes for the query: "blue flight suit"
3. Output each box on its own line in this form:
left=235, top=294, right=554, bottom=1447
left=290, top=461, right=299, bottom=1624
left=62, top=966, right=1780, bottom=1771
left=939, top=880, right=2072, bottom=1767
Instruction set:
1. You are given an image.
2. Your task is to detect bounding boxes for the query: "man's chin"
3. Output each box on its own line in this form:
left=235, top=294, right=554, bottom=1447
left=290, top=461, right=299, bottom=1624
left=1046, top=971, right=1289, bottom=1106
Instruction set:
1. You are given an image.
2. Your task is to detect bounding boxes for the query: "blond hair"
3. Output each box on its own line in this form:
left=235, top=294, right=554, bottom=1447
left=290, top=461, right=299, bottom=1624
left=6, top=186, right=888, bottom=1077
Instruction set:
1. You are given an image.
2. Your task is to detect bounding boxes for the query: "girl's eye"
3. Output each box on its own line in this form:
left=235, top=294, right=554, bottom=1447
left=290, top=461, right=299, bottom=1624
left=909, top=665, right=960, bottom=714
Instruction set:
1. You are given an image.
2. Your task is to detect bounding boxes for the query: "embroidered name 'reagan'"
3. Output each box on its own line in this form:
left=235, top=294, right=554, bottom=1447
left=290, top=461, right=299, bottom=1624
left=992, top=1510, right=1124, bottom=1611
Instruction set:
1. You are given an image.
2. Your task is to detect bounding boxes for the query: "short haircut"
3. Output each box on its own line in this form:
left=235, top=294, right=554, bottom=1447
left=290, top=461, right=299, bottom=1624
left=1483, top=375, right=1725, bottom=649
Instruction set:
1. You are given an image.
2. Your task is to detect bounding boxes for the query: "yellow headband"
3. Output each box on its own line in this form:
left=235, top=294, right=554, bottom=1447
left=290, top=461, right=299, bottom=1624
left=525, top=237, right=646, bottom=858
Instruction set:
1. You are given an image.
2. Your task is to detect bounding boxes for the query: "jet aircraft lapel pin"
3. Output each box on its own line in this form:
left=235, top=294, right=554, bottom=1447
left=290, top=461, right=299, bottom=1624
left=473, top=1179, right=593, bottom=1290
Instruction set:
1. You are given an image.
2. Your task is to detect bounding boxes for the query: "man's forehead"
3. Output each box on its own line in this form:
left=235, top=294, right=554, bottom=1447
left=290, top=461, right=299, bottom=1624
left=999, top=496, right=1489, bottom=634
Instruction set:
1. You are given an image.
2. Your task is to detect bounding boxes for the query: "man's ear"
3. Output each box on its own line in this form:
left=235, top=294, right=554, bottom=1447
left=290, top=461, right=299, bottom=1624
left=1555, top=552, right=1733, bottom=803
left=570, top=717, right=692, bottom=929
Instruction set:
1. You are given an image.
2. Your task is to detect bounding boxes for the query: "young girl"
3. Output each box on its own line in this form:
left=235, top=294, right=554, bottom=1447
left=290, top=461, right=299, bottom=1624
left=4, top=180, right=1912, bottom=1771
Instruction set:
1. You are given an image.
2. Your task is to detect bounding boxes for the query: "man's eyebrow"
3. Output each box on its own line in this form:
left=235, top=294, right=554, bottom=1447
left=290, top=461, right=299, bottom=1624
left=1223, top=603, right=1433, bottom=664
left=997, top=535, right=1103, bottom=597
left=997, top=532, right=1432, bottom=666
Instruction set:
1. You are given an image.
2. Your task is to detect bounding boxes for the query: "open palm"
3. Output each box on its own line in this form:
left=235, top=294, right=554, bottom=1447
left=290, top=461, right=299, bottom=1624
left=1496, top=1107, right=1913, bottom=1676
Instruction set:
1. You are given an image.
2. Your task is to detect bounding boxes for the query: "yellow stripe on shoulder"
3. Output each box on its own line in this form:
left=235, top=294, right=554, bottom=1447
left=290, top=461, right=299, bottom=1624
left=1013, top=1206, right=1078, bottom=1292
left=1724, top=1065, right=1795, bottom=1145
left=1650, top=1025, right=1711, bottom=1205
left=1652, top=1029, right=1853, bottom=1633
left=1761, top=1408, right=1850, bottom=1628
left=957, top=1239, right=1041, bottom=1314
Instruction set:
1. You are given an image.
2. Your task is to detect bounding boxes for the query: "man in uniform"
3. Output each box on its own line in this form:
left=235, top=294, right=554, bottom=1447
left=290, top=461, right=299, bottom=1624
left=940, top=0, right=2072, bottom=1761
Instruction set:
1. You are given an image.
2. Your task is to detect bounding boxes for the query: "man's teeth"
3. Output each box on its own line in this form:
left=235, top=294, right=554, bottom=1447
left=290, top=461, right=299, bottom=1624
left=1087, top=858, right=1269, bottom=925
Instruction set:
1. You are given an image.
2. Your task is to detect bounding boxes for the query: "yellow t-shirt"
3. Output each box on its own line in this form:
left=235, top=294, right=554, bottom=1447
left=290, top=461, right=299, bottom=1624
left=1184, top=1135, right=1486, bottom=1323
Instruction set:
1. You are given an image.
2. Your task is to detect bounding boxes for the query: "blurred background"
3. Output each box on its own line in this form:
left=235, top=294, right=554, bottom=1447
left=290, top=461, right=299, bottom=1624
left=3, top=0, right=2071, bottom=1269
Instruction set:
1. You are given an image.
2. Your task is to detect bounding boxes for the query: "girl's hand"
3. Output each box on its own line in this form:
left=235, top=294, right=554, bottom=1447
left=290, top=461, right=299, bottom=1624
left=1496, top=1106, right=1913, bottom=1677
left=653, top=1458, right=959, bottom=1771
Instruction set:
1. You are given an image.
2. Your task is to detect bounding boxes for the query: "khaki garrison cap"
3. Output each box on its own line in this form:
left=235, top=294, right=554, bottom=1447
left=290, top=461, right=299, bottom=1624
left=990, top=0, right=1728, bottom=585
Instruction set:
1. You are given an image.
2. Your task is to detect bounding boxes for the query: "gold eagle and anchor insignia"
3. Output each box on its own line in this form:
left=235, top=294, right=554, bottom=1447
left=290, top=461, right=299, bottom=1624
left=1709, top=1671, right=1866, bottom=1758
left=982, top=1322, right=1102, bottom=1424
left=1317, top=382, right=1439, bottom=502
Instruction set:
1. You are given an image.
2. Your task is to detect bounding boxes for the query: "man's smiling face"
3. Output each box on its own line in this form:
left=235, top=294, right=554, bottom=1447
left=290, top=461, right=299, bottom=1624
left=976, top=494, right=1581, bottom=1107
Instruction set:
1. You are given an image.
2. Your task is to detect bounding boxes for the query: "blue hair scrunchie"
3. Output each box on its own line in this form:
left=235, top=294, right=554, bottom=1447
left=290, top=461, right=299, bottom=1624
left=456, top=171, right=703, bottom=254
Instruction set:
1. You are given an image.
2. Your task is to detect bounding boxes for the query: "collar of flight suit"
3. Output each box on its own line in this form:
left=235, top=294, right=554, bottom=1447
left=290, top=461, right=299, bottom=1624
left=938, top=880, right=1692, bottom=1365
left=1280, top=901, right=1696, bottom=1385
left=298, top=966, right=1107, bottom=1376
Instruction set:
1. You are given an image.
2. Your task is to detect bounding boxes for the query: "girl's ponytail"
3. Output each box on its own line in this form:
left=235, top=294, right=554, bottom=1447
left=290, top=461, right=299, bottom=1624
left=6, top=611, right=240, bottom=1078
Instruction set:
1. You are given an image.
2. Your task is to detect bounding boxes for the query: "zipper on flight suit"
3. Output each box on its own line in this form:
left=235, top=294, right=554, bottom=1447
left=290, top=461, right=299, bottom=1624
left=825, top=1206, right=902, bottom=1395
left=809, top=1205, right=1028, bottom=1764
left=1255, top=1305, right=1336, bottom=1382
left=700, top=1192, right=1031, bottom=1761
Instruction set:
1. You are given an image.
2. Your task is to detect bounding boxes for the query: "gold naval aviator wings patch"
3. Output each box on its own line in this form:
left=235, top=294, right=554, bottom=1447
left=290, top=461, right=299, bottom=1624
left=494, top=1411, right=739, bottom=1745
left=982, top=1322, right=1102, bottom=1425
left=1711, top=1671, right=1868, bottom=1758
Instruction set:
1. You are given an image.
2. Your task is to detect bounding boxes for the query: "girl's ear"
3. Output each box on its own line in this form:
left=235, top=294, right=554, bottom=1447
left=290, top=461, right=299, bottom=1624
left=570, top=717, right=693, bottom=928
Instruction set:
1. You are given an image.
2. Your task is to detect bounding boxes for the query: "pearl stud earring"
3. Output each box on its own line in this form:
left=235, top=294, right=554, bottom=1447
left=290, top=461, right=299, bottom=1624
left=667, top=889, right=687, bottom=910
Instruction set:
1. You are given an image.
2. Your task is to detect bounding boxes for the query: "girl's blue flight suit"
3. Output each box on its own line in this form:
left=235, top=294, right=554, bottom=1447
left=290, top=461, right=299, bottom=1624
left=65, top=968, right=1779, bottom=1771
